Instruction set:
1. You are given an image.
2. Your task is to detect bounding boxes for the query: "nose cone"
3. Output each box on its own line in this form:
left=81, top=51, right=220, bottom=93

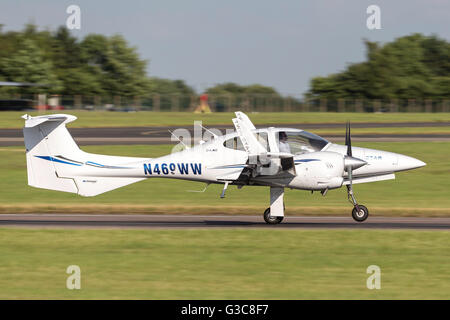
left=397, top=154, right=426, bottom=171
left=344, top=156, right=367, bottom=170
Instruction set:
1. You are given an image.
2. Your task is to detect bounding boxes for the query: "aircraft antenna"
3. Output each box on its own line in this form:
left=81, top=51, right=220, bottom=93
left=197, top=123, right=219, bottom=139
left=168, top=130, right=190, bottom=149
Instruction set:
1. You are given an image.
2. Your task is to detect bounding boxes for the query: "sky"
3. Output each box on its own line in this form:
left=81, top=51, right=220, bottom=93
left=1, top=0, right=449, bottom=96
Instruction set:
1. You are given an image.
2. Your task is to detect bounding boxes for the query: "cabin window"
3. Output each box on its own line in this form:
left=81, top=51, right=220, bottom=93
left=276, top=131, right=328, bottom=154
left=256, top=132, right=269, bottom=151
left=223, top=137, right=246, bottom=151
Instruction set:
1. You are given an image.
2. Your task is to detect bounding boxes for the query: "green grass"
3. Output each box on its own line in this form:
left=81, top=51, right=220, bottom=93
left=2, top=111, right=450, bottom=128
left=0, top=228, right=448, bottom=299
left=0, top=142, right=449, bottom=215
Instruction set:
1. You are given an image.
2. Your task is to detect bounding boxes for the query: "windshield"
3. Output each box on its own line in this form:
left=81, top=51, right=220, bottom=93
left=277, top=131, right=328, bottom=154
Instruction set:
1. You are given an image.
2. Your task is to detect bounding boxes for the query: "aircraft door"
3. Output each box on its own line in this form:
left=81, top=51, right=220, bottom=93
left=258, top=128, right=281, bottom=176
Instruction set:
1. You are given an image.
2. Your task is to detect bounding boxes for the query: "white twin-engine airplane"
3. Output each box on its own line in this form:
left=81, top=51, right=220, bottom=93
left=22, top=112, right=425, bottom=224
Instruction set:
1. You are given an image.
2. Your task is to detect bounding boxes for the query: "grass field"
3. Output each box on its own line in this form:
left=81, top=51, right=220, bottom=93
left=2, top=111, right=450, bottom=128
left=0, top=228, right=448, bottom=299
left=0, top=141, right=448, bottom=216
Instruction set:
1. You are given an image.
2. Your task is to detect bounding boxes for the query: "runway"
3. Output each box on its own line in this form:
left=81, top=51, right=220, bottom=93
left=1, top=122, right=449, bottom=146
left=0, top=214, right=449, bottom=230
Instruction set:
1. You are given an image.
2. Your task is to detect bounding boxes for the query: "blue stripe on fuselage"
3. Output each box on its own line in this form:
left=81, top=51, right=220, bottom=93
left=294, top=159, right=320, bottom=163
left=34, top=155, right=82, bottom=166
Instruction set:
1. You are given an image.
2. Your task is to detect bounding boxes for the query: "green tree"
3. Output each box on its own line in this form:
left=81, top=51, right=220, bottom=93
left=81, top=34, right=150, bottom=97
left=0, top=24, right=157, bottom=97
left=307, top=34, right=450, bottom=100
left=0, top=38, right=61, bottom=94
left=147, top=78, right=195, bottom=95
left=205, top=82, right=296, bottom=111
left=145, top=78, right=196, bottom=110
left=205, top=82, right=246, bottom=95
left=206, top=82, right=281, bottom=97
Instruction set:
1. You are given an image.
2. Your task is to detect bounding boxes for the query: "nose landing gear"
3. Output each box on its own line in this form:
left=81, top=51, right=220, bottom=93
left=347, top=184, right=369, bottom=222
left=344, top=121, right=369, bottom=222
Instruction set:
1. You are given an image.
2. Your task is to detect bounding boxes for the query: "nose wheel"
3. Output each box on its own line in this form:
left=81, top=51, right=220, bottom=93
left=263, top=208, right=284, bottom=224
left=347, top=185, right=369, bottom=222
left=351, top=204, right=369, bottom=222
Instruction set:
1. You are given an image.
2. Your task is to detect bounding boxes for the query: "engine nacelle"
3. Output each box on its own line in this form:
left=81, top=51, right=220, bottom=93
left=287, top=151, right=345, bottom=190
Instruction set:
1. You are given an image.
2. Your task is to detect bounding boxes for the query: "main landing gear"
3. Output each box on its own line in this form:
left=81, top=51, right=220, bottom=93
left=263, top=187, right=285, bottom=224
left=263, top=207, right=284, bottom=224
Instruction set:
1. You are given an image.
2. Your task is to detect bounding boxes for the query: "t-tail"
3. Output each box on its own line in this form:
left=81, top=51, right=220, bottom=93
left=22, top=114, right=146, bottom=196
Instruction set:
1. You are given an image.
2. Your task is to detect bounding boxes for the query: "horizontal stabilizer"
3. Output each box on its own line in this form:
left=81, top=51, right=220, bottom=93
left=22, top=114, right=77, bottom=128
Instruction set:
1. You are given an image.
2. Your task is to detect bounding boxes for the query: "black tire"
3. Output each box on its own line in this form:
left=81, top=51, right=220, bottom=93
left=352, top=205, right=369, bottom=222
left=263, top=208, right=284, bottom=224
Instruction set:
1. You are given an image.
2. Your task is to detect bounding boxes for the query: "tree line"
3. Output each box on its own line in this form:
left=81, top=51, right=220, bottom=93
left=1, top=25, right=448, bottom=102
left=0, top=24, right=288, bottom=102
left=0, top=24, right=196, bottom=98
left=306, top=33, right=450, bottom=100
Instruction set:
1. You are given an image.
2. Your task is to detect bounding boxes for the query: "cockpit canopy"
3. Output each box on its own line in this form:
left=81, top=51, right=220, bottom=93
left=277, top=130, right=329, bottom=154
left=222, top=128, right=329, bottom=154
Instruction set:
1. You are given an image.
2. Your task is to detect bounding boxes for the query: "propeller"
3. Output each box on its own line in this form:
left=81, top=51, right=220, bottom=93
left=344, top=122, right=367, bottom=210
left=346, top=122, right=352, bottom=157
left=344, top=122, right=367, bottom=172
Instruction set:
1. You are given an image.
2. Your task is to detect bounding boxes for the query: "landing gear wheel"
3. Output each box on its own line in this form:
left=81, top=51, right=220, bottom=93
left=352, top=205, right=369, bottom=222
left=263, top=208, right=284, bottom=224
